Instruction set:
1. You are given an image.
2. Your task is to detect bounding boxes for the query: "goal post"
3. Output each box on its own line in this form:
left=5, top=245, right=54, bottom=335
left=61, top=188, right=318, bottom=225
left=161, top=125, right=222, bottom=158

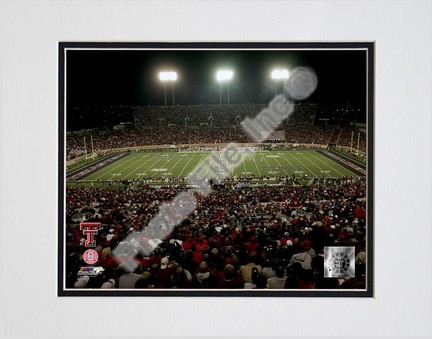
left=83, top=135, right=96, bottom=161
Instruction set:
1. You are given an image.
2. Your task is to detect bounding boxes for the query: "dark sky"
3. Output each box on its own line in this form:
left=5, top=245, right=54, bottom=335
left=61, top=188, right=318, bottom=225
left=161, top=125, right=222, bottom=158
left=66, top=48, right=367, bottom=107
left=65, top=47, right=368, bottom=130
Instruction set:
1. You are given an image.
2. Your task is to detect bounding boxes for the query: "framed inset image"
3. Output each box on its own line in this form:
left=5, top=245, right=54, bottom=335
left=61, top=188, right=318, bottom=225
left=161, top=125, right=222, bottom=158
left=59, top=42, right=374, bottom=297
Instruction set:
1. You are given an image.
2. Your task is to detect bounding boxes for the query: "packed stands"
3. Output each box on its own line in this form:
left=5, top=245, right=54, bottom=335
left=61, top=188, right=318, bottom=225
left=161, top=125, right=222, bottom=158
left=66, top=177, right=367, bottom=289
left=66, top=103, right=358, bottom=161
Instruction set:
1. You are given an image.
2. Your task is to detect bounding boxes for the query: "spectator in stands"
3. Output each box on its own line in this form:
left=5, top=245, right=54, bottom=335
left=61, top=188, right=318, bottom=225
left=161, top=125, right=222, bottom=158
left=101, top=278, right=116, bottom=289
left=297, top=269, right=316, bottom=289
left=182, top=250, right=199, bottom=275
left=118, top=263, right=143, bottom=288
left=267, top=265, right=287, bottom=289
left=285, top=262, right=302, bottom=289
left=251, top=267, right=267, bottom=289
left=262, top=259, right=279, bottom=279
left=240, top=254, right=263, bottom=288
left=99, top=247, right=115, bottom=270
left=192, top=261, right=218, bottom=288
left=135, top=271, right=156, bottom=289
left=289, top=245, right=312, bottom=270
left=155, top=257, right=174, bottom=288
left=222, top=246, right=239, bottom=268
left=215, top=264, right=244, bottom=289
left=355, top=245, right=367, bottom=264
left=170, top=264, right=193, bottom=288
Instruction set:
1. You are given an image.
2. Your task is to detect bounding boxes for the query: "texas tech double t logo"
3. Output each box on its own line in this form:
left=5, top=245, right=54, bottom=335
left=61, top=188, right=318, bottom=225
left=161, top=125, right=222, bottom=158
left=79, top=222, right=101, bottom=247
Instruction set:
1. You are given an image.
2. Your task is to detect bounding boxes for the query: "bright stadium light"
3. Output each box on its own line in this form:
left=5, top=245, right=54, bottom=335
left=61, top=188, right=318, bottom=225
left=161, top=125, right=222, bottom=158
left=271, top=69, right=289, bottom=96
left=159, top=71, right=177, bottom=81
left=216, top=70, right=233, bottom=105
left=159, top=71, right=177, bottom=106
left=216, top=70, right=233, bottom=81
left=271, top=69, right=289, bottom=80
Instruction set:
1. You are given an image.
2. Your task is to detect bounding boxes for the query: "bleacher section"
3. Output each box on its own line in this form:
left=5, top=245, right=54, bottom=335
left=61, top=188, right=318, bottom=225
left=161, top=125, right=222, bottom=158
left=66, top=104, right=366, bottom=160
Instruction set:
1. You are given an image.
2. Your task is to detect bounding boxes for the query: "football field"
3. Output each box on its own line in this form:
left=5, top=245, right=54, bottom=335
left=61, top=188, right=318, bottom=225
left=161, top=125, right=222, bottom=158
left=67, top=149, right=363, bottom=183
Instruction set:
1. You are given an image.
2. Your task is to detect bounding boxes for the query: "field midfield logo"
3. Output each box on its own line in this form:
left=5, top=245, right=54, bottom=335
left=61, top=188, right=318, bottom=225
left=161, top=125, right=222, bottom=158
left=80, top=222, right=101, bottom=247
left=112, top=67, right=318, bottom=272
left=187, top=143, right=253, bottom=197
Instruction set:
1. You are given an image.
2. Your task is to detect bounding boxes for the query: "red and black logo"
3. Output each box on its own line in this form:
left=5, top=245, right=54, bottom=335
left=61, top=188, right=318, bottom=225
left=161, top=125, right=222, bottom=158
left=80, top=222, right=101, bottom=247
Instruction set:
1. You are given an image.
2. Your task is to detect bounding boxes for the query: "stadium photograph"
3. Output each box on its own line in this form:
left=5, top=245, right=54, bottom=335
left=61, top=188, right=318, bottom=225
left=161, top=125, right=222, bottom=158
left=59, top=42, right=374, bottom=296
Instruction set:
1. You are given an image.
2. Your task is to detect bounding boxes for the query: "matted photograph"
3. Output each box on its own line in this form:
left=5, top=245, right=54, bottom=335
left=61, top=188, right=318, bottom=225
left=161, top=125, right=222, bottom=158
left=59, top=42, right=374, bottom=297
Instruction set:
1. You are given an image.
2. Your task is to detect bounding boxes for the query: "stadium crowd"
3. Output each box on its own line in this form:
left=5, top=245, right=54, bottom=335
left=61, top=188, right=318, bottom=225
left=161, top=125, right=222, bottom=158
left=67, top=103, right=368, bottom=161
left=66, top=103, right=368, bottom=290
left=66, top=177, right=367, bottom=289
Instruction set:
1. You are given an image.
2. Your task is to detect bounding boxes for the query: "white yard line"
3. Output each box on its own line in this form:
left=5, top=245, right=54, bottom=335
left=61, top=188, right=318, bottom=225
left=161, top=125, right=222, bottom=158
left=178, top=152, right=200, bottom=177
left=251, top=154, right=262, bottom=176
left=281, top=152, right=296, bottom=175
left=122, top=153, right=159, bottom=178
left=308, top=150, right=358, bottom=176
left=291, top=152, right=321, bottom=177
left=261, top=152, right=274, bottom=176
left=168, top=154, right=187, bottom=178
left=269, top=152, right=289, bottom=176
left=90, top=153, right=141, bottom=180
left=116, top=153, right=162, bottom=179
left=148, top=154, right=175, bottom=179
left=242, top=153, right=248, bottom=175
left=299, top=152, right=331, bottom=177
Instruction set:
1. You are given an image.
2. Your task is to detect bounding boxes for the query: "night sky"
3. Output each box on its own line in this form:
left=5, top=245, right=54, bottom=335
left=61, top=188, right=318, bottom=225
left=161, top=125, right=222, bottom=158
left=65, top=47, right=367, bottom=126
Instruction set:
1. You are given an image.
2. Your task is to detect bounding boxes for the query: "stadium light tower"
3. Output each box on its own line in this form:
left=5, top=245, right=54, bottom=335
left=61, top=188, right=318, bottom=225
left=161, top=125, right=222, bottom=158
left=216, top=70, right=233, bottom=105
left=271, top=69, right=289, bottom=96
left=159, top=71, right=177, bottom=106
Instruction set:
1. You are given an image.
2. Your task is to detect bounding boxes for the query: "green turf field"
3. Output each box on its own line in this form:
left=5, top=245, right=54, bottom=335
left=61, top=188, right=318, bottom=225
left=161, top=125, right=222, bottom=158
left=67, top=149, right=362, bottom=183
